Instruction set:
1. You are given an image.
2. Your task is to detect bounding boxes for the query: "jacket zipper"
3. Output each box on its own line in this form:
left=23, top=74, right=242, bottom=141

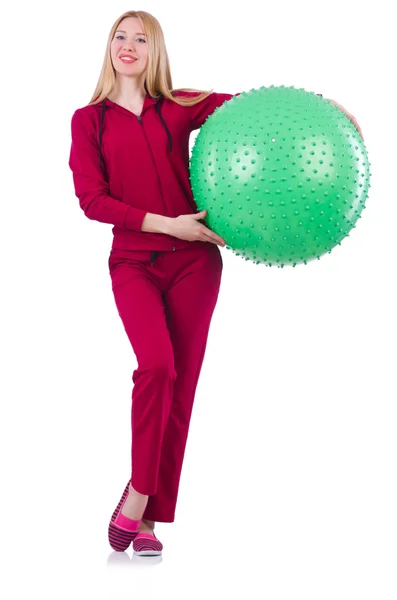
left=137, top=114, right=175, bottom=252
left=137, top=115, right=167, bottom=215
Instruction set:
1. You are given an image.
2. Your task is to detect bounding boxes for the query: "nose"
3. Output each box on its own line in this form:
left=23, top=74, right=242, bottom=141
left=123, top=40, right=136, bottom=53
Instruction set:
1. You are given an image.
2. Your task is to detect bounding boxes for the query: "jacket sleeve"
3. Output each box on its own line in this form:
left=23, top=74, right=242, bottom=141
left=189, top=92, right=241, bottom=130
left=68, top=109, right=148, bottom=231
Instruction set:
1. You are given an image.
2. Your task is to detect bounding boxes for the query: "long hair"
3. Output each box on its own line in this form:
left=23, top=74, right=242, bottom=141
left=88, top=10, right=213, bottom=107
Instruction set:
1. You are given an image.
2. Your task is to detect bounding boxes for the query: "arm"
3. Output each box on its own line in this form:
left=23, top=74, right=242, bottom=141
left=68, top=109, right=148, bottom=231
left=189, top=91, right=323, bottom=130
left=189, top=91, right=241, bottom=130
left=141, top=212, right=173, bottom=234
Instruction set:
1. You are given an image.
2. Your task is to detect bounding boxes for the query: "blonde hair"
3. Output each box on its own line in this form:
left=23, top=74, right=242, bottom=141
left=88, top=10, right=213, bottom=107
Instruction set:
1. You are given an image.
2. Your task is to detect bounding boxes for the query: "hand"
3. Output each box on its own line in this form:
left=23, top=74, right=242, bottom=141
left=168, top=210, right=226, bottom=246
left=324, top=97, right=365, bottom=141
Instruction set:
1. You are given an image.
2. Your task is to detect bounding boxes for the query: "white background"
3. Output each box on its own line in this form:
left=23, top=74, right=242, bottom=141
left=1, top=0, right=396, bottom=598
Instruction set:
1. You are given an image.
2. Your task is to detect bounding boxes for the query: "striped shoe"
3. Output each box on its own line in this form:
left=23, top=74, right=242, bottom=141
left=133, top=532, right=163, bottom=557
left=108, top=481, right=141, bottom=552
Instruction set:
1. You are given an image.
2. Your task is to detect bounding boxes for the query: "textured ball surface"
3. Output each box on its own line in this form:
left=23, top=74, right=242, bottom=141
left=190, top=85, right=371, bottom=267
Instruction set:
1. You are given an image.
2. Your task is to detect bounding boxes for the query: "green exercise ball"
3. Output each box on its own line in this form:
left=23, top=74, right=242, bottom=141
left=190, top=85, right=371, bottom=267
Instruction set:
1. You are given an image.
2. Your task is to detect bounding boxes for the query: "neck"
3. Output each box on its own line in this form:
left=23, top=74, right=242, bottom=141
left=109, top=75, right=147, bottom=103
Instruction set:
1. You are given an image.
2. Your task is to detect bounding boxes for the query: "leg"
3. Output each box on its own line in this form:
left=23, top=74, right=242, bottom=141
left=142, top=244, right=223, bottom=522
left=109, top=251, right=177, bottom=502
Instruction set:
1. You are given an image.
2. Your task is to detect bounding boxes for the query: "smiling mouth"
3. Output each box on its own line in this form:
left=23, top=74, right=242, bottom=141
left=119, top=56, right=137, bottom=63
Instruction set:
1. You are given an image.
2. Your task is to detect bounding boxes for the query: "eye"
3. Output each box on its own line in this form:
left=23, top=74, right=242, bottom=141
left=116, top=35, right=146, bottom=43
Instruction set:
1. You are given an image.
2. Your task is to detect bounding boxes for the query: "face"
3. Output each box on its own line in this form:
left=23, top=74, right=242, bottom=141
left=110, top=17, right=148, bottom=78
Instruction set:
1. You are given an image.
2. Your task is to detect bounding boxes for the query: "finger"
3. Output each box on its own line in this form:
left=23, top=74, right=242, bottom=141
left=204, top=227, right=225, bottom=245
left=201, top=231, right=224, bottom=246
left=194, top=210, right=207, bottom=218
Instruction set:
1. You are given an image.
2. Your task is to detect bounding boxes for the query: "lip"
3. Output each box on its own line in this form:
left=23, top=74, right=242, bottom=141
left=119, top=55, right=137, bottom=63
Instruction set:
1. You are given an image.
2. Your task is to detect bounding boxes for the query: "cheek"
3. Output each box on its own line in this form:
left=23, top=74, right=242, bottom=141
left=111, top=42, right=122, bottom=55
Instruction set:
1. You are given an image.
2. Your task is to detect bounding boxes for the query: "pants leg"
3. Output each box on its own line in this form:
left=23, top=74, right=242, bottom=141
left=142, top=243, right=223, bottom=522
left=108, top=250, right=177, bottom=495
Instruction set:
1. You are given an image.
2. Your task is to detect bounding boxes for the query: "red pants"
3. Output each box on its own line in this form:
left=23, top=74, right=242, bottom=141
left=108, top=242, right=223, bottom=522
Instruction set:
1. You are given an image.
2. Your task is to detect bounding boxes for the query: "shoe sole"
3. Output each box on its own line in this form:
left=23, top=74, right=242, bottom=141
left=133, top=532, right=163, bottom=556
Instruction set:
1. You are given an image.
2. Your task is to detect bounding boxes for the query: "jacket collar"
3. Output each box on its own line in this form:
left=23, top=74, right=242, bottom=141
left=98, top=91, right=173, bottom=154
left=104, top=92, right=161, bottom=117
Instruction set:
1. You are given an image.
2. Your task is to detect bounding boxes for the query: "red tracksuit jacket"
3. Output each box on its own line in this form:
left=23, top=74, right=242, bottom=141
left=68, top=90, right=238, bottom=252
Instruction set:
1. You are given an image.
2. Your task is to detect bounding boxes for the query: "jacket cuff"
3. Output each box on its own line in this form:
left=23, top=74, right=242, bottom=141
left=123, top=206, right=148, bottom=232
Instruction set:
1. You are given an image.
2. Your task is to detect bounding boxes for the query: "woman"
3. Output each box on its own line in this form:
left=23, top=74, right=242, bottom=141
left=69, top=9, right=231, bottom=557
left=68, top=10, right=363, bottom=558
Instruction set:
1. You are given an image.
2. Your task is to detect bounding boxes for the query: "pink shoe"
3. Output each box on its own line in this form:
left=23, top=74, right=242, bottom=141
left=133, top=531, right=163, bottom=556
left=108, top=481, right=141, bottom=552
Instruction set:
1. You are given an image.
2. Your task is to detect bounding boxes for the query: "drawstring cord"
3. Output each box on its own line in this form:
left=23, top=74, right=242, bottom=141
left=155, top=100, right=173, bottom=153
left=98, top=94, right=173, bottom=173
left=97, top=91, right=173, bottom=267
left=150, top=251, right=161, bottom=266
